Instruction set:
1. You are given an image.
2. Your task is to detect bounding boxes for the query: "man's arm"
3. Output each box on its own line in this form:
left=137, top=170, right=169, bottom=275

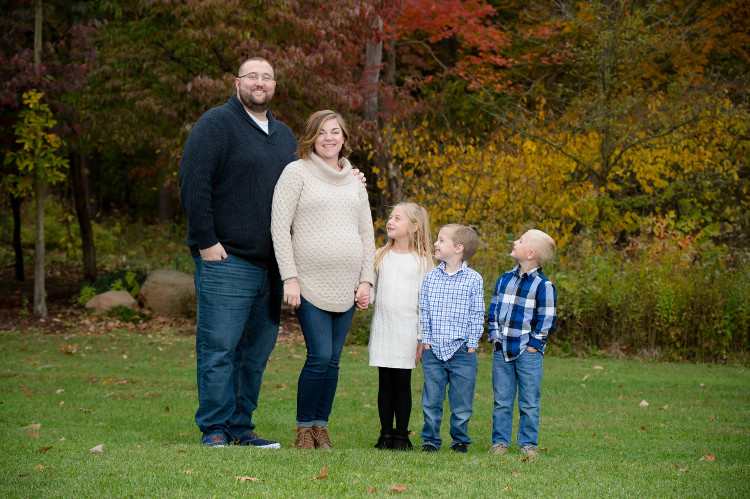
left=179, top=117, right=225, bottom=254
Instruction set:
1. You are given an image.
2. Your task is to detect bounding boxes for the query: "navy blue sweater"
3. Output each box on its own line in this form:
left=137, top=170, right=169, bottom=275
left=179, top=94, right=298, bottom=267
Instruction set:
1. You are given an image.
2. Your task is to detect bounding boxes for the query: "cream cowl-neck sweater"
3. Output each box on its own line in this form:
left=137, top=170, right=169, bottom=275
left=271, top=153, right=376, bottom=313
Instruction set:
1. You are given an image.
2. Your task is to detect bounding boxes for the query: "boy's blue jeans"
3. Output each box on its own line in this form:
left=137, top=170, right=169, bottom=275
left=294, top=296, right=355, bottom=427
left=193, top=256, right=282, bottom=441
left=420, top=345, right=478, bottom=449
left=492, top=347, right=543, bottom=448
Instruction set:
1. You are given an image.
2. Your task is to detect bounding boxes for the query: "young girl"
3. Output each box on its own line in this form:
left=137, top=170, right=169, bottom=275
left=368, top=202, right=433, bottom=450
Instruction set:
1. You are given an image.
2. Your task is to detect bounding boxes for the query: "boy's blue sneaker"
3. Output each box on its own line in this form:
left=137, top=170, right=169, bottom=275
left=421, top=443, right=439, bottom=452
left=451, top=442, right=469, bottom=453
left=201, top=434, right=228, bottom=447
left=234, top=431, right=281, bottom=449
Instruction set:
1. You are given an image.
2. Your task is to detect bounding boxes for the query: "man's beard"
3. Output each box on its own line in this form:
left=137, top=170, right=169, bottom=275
left=238, top=86, right=274, bottom=114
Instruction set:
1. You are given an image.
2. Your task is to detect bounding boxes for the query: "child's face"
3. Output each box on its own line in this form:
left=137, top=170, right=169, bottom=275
left=386, top=206, right=415, bottom=241
left=434, top=228, right=460, bottom=262
left=510, top=231, right=535, bottom=262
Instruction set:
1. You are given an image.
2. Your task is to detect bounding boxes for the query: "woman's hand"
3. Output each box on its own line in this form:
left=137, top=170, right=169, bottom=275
left=284, top=279, right=301, bottom=308
left=355, top=282, right=371, bottom=309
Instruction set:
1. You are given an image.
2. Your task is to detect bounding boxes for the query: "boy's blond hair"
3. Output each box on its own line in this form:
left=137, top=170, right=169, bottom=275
left=526, top=229, right=556, bottom=265
left=442, top=224, right=479, bottom=261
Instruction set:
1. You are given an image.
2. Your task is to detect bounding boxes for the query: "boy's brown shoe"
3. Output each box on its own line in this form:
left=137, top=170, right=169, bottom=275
left=294, top=425, right=315, bottom=450
left=312, top=425, right=332, bottom=449
left=489, top=443, right=508, bottom=455
left=520, top=445, right=538, bottom=457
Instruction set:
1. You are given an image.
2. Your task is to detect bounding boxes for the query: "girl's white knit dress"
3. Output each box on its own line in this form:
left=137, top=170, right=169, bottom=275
left=368, top=251, right=429, bottom=369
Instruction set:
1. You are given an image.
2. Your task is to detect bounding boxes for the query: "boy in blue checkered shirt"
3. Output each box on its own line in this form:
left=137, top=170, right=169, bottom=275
left=419, top=224, right=484, bottom=453
left=488, top=229, right=557, bottom=457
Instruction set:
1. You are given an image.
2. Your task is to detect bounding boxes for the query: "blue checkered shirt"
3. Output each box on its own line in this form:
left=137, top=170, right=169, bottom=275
left=488, top=264, right=557, bottom=362
left=419, top=262, right=485, bottom=362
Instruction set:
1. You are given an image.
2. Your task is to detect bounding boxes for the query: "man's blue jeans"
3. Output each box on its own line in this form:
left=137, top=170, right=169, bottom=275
left=420, top=345, right=478, bottom=449
left=492, top=347, right=544, bottom=448
left=294, top=296, right=355, bottom=427
left=193, top=255, right=282, bottom=441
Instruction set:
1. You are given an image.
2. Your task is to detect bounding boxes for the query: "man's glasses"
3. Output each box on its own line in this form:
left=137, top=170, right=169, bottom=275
left=238, top=72, right=274, bottom=82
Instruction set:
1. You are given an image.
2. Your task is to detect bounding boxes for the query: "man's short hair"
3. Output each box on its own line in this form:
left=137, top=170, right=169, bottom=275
left=442, top=224, right=479, bottom=261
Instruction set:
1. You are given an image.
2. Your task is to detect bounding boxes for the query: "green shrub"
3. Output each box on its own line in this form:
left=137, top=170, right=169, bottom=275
left=102, top=305, right=147, bottom=324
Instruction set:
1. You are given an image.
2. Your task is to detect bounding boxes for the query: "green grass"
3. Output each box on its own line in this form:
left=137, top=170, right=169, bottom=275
left=1, top=328, right=748, bottom=497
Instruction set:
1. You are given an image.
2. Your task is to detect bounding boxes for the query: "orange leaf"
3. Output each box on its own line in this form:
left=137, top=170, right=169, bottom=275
left=700, top=453, right=716, bottom=461
left=312, top=465, right=328, bottom=480
left=34, top=465, right=44, bottom=470
left=367, top=486, right=376, bottom=492
left=507, top=469, right=521, bottom=476
left=36, top=446, right=53, bottom=453
left=502, top=484, right=512, bottom=492
left=674, top=463, right=689, bottom=473
left=24, top=424, right=41, bottom=430
left=26, top=432, right=40, bottom=438
left=388, top=484, right=408, bottom=493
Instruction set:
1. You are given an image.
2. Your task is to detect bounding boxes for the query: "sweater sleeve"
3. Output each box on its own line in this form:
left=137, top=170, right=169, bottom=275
left=179, top=116, right=227, bottom=251
left=271, top=163, right=304, bottom=281
left=357, top=183, right=376, bottom=286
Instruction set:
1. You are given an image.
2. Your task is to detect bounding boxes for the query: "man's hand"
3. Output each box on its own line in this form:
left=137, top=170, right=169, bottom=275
left=200, top=242, right=227, bottom=261
left=351, top=167, right=367, bottom=185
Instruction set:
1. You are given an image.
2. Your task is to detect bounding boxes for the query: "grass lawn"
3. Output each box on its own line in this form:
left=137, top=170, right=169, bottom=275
left=1, top=323, right=748, bottom=497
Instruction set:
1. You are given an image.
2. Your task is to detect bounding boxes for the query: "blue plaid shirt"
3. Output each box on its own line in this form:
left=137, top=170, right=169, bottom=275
left=488, top=264, right=557, bottom=362
left=419, top=262, right=485, bottom=362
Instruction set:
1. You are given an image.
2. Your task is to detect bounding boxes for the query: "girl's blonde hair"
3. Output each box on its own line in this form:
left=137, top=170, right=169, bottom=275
left=374, top=202, right=434, bottom=272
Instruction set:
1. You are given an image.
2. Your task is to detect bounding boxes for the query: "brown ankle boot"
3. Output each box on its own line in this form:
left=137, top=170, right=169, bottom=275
left=294, top=425, right=315, bottom=450
left=312, top=425, right=332, bottom=449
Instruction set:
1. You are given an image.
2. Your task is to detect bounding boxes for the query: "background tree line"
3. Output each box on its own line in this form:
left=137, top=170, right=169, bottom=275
left=1, top=0, right=748, bottom=359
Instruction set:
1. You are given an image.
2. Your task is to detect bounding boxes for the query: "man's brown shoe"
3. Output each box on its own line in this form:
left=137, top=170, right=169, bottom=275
left=294, top=425, right=315, bottom=450
left=312, top=425, right=332, bottom=449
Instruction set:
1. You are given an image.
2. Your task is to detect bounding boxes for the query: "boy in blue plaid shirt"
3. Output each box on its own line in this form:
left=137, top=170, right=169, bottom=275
left=419, top=224, right=484, bottom=453
left=488, top=229, right=557, bottom=457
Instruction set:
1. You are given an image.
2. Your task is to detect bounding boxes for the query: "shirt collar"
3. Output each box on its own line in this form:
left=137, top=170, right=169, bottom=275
left=437, top=261, right=468, bottom=275
left=512, top=264, right=541, bottom=279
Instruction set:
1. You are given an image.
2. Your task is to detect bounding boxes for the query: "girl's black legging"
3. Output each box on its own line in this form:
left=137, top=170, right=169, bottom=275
left=377, top=367, right=412, bottom=432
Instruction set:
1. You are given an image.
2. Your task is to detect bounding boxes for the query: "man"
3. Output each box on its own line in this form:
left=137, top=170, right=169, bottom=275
left=179, top=57, right=296, bottom=448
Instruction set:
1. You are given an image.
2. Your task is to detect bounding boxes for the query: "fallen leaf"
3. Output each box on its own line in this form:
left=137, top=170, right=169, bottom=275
left=502, top=484, right=512, bottom=492
left=619, top=393, right=623, bottom=400
left=26, top=432, right=40, bottom=438
left=36, top=446, right=53, bottom=453
left=56, top=389, right=65, bottom=394
left=659, top=405, right=668, bottom=410
left=163, top=441, right=174, bottom=445
left=700, top=453, right=716, bottom=461
left=507, top=469, right=521, bottom=476
left=184, top=470, right=194, bottom=474
left=59, top=437, right=65, bottom=441
left=582, top=373, right=589, bottom=381
left=19, top=474, right=30, bottom=478
left=90, top=444, right=104, bottom=453
left=521, top=456, right=530, bottom=462
left=164, top=406, right=170, bottom=412
left=312, top=465, right=328, bottom=480
left=388, top=484, right=408, bottom=493
left=594, top=365, right=603, bottom=370
left=674, top=463, right=689, bottom=473
left=235, top=476, right=260, bottom=483
left=78, top=408, right=94, bottom=413
left=640, top=426, right=647, bottom=431
left=35, top=465, right=44, bottom=470
left=539, top=448, right=548, bottom=452
left=639, top=400, right=649, bottom=407
left=367, top=487, right=376, bottom=492
left=24, top=424, right=41, bottom=430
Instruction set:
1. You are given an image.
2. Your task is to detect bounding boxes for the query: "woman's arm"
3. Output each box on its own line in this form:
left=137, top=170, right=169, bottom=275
left=271, top=163, right=304, bottom=307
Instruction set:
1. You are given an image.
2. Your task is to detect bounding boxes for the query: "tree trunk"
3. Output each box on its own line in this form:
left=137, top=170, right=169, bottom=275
left=72, top=153, right=97, bottom=281
left=11, top=194, right=24, bottom=281
left=34, top=181, right=47, bottom=317
left=158, top=181, right=173, bottom=223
